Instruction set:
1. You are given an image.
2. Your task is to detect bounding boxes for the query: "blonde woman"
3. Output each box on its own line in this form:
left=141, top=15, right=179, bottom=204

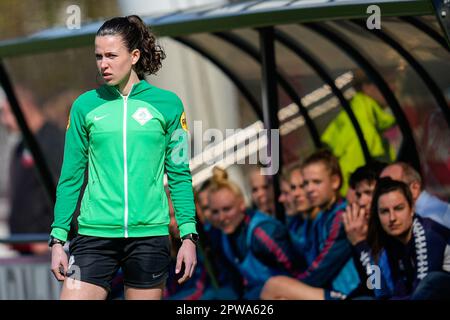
left=208, top=167, right=302, bottom=299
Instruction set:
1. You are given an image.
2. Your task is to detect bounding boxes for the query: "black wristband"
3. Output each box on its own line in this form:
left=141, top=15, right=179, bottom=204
left=48, top=236, right=65, bottom=248
left=181, top=233, right=199, bottom=245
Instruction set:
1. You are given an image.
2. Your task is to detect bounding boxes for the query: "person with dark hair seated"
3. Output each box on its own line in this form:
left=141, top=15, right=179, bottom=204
left=381, top=162, right=450, bottom=229
left=355, top=178, right=450, bottom=299
left=342, top=162, right=391, bottom=298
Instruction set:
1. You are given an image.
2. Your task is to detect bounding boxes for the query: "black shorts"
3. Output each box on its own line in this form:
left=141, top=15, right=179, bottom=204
left=67, top=234, right=171, bottom=292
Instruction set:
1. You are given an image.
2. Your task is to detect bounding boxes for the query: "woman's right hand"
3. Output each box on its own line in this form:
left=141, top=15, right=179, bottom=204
left=343, top=202, right=369, bottom=246
left=51, top=244, right=68, bottom=281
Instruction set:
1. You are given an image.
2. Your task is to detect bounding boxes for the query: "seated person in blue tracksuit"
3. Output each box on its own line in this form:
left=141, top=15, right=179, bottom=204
left=279, top=174, right=297, bottom=220
left=198, top=225, right=242, bottom=300
left=164, top=240, right=204, bottom=299
left=342, top=162, right=392, bottom=299
left=285, top=166, right=317, bottom=262
left=164, top=234, right=234, bottom=300
left=164, top=188, right=239, bottom=300
left=261, top=150, right=360, bottom=300
left=208, top=166, right=305, bottom=300
left=354, top=178, right=450, bottom=299
left=196, top=180, right=242, bottom=299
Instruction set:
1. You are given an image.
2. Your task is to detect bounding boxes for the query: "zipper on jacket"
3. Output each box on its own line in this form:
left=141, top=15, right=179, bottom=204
left=119, top=84, right=134, bottom=238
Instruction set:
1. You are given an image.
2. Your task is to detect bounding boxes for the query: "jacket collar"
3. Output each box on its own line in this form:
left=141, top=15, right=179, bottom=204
left=101, top=79, right=152, bottom=98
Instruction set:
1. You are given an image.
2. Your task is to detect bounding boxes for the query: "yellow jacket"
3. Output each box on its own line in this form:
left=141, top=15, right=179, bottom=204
left=321, top=92, right=396, bottom=195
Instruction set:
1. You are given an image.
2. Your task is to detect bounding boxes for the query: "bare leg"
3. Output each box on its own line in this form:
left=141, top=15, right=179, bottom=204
left=60, top=279, right=108, bottom=300
left=124, top=282, right=165, bottom=300
left=260, top=276, right=325, bottom=300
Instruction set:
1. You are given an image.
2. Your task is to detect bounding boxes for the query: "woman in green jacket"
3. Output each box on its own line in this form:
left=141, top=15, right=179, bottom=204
left=49, top=15, right=198, bottom=300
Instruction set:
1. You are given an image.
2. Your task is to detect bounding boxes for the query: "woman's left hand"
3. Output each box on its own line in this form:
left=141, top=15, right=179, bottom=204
left=175, top=239, right=197, bottom=284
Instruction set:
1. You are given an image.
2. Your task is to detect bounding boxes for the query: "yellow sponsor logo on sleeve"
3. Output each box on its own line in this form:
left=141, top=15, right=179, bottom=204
left=180, top=111, right=188, bottom=132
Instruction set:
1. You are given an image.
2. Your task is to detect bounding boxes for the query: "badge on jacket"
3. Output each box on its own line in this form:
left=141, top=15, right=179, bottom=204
left=180, top=112, right=188, bottom=132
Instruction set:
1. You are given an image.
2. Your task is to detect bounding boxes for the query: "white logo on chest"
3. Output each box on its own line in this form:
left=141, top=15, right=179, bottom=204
left=94, top=114, right=109, bottom=121
left=132, top=107, right=153, bottom=125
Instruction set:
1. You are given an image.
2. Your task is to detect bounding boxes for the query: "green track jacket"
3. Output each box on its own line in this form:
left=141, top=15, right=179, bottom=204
left=51, top=80, right=196, bottom=241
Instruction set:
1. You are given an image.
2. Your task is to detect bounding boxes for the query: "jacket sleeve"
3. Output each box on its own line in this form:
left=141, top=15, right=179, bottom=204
left=297, top=210, right=353, bottom=287
left=352, top=241, right=373, bottom=285
left=251, top=220, right=308, bottom=276
left=372, top=99, right=396, bottom=131
left=51, top=100, right=88, bottom=241
left=165, top=96, right=196, bottom=238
